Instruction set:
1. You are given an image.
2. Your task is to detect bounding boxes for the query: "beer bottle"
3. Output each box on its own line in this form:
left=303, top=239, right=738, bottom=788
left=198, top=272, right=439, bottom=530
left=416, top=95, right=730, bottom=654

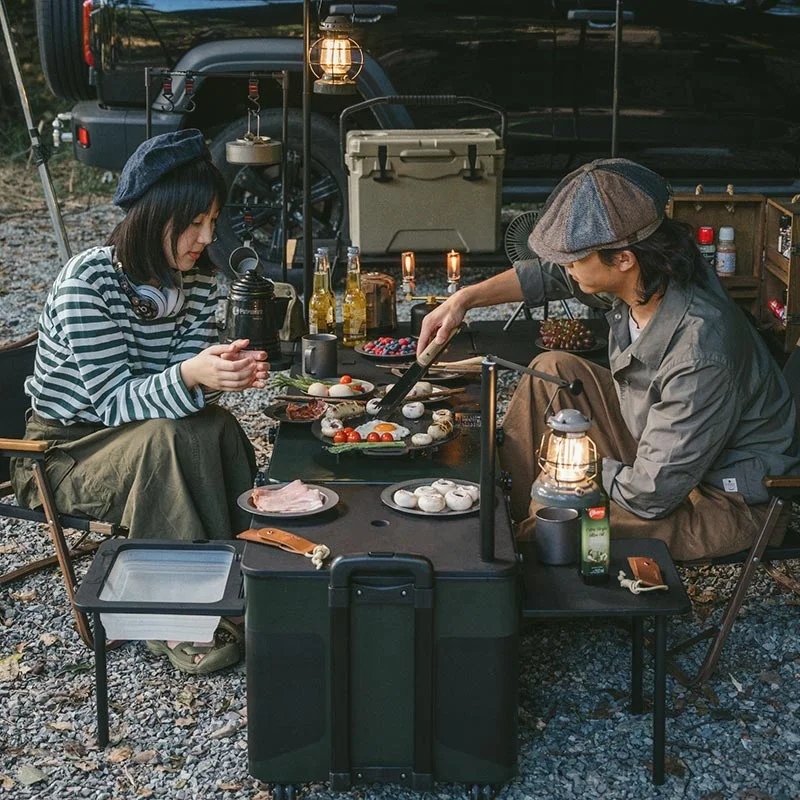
left=342, top=245, right=367, bottom=346
left=308, top=249, right=336, bottom=335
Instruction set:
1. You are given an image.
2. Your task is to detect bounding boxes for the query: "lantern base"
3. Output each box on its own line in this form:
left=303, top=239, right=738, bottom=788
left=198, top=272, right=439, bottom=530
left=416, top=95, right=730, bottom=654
left=313, top=78, right=358, bottom=95
left=225, top=137, right=283, bottom=165
left=530, top=478, right=604, bottom=510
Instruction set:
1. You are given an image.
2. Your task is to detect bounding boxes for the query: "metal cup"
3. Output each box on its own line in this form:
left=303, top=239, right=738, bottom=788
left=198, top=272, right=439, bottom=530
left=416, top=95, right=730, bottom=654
left=301, top=333, right=338, bottom=379
left=534, top=507, right=580, bottom=565
left=228, top=245, right=260, bottom=275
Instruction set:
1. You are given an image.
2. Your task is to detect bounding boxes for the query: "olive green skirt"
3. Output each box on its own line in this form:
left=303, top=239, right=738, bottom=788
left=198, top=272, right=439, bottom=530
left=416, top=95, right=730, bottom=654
left=11, top=406, right=257, bottom=541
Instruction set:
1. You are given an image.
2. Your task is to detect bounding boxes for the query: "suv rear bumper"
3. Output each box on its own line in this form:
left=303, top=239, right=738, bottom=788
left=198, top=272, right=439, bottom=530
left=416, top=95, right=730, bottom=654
left=70, top=101, right=181, bottom=170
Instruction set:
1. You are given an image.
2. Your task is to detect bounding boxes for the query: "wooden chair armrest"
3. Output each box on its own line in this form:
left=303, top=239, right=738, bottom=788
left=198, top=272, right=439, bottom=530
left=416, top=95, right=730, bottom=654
left=763, top=475, right=800, bottom=488
left=0, top=438, right=48, bottom=453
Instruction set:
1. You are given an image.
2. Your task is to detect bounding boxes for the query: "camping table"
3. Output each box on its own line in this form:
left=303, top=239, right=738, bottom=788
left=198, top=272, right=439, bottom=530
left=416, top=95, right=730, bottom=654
left=517, top=537, right=692, bottom=785
left=267, top=319, right=609, bottom=485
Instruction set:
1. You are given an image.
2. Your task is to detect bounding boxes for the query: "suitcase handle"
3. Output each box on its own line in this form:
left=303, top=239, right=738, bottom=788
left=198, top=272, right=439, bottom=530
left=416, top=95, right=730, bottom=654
left=339, top=94, right=507, bottom=174
left=329, top=551, right=434, bottom=790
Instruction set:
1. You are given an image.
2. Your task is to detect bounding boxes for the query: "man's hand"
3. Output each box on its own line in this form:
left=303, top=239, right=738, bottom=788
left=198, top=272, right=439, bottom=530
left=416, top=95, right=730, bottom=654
left=417, top=295, right=468, bottom=352
left=180, top=338, right=270, bottom=392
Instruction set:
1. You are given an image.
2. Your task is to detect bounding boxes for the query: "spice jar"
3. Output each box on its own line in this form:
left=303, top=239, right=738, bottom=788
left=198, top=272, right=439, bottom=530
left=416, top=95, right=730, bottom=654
left=715, top=226, right=737, bottom=277
left=696, top=226, right=716, bottom=268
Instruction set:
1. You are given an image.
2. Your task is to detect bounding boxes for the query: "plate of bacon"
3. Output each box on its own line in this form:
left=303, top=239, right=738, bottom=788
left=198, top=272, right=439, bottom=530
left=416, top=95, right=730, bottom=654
left=239, top=480, right=339, bottom=519
left=265, top=399, right=328, bottom=424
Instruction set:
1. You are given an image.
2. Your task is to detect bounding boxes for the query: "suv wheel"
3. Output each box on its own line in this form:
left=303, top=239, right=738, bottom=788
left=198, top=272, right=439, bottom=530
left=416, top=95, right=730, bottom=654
left=35, top=0, right=95, bottom=102
left=208, top=110, right=348, bottom=286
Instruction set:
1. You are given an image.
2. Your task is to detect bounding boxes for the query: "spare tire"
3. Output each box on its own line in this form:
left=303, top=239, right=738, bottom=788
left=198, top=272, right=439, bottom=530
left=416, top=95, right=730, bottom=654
left=35, top=0, right=95, bottom=102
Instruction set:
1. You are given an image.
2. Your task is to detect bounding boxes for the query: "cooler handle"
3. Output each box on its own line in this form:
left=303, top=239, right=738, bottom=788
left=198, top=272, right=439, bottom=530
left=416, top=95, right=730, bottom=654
left=340, top=94, right=507, bottom=174
left=328, top=552, right=434, bottom=791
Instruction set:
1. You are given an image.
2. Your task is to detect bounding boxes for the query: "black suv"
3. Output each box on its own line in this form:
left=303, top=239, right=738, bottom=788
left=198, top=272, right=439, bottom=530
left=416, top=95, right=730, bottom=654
left=36, top=0, right=800, bottom=276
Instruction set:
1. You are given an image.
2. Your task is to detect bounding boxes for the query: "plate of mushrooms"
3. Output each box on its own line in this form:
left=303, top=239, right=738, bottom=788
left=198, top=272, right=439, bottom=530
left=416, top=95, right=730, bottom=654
left=380, top=478, right=481, bottom=517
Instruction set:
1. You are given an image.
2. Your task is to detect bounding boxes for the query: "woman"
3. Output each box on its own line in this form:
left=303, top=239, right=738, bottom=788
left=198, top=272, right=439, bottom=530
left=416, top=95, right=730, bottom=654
left=11, top=129, right=267, bottom=672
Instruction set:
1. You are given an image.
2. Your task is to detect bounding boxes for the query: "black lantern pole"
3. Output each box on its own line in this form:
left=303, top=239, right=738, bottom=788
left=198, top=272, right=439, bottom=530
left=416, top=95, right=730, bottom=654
left=302, top=0, right=314, bottom=322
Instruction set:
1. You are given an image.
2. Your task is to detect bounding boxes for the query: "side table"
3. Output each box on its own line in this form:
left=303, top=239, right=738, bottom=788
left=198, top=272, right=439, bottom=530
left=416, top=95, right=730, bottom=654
left=517, top=537, right=691, bottom=785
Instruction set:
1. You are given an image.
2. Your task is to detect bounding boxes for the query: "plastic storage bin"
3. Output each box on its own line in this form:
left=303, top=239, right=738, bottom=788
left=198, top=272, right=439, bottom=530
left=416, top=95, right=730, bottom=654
left=345, top=128, right=505, bottom=254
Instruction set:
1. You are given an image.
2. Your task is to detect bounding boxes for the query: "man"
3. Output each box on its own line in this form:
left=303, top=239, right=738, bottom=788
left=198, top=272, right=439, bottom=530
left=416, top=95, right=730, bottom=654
left=418, top=158, right=799, bottom=560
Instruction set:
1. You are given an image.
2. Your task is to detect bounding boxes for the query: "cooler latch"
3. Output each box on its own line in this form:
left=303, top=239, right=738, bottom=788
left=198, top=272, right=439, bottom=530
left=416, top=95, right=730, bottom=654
left=462, top=144, right=482, bottom=181
left=373, top=145, right=393, bottom=182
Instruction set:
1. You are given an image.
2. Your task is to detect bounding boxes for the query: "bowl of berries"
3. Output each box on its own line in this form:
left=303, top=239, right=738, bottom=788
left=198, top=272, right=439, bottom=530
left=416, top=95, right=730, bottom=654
left=536, top=319, right=605, bottom=353
left=355, top=336, right=418, bottom=360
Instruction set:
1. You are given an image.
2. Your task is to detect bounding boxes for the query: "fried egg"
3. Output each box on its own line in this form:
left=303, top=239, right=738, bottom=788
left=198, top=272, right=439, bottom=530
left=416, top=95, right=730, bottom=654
left=354, top=419, right=411, bottom=441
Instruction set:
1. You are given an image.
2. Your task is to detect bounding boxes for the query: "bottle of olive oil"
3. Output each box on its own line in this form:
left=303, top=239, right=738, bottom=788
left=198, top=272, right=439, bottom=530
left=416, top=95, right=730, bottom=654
left=308, top=248, right=336, bottom=335
left=342, top=245, right=367, bottom=346
left=579, top=491, right=611, bottom=584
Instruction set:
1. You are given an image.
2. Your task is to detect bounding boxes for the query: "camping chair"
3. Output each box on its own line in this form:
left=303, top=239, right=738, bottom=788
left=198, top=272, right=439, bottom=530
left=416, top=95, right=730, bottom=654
left=0, top=336, right=126, bottom=648
left=667, top=342, right=800, bottom=686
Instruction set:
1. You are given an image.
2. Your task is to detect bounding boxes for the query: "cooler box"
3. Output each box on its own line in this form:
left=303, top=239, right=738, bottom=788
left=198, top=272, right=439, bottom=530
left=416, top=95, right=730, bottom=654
left=345, top=129, right=505, bottom=254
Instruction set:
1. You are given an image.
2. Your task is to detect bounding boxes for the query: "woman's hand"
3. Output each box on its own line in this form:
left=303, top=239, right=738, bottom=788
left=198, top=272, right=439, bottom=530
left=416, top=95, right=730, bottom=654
left=180, top=339, right=269, bottom=392
left=417, top=294, right=468, bottom=352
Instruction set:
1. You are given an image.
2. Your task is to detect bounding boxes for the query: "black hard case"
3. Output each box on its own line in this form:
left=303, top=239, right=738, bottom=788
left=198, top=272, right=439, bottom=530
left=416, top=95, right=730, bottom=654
left=241, top=483, right=519, bottom=792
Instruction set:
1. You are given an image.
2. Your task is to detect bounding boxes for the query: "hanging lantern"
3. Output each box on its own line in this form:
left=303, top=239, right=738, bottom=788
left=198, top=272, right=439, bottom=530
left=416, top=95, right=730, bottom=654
left=530, top=409, right=603, bottom=508
left=309, top=16, right=363, bottom=95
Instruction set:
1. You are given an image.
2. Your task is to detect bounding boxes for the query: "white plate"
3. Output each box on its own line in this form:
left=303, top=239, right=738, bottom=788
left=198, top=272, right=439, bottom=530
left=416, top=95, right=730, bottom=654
left=238, top=484, right=339, bottom=519
left=380, top=479, right=480, bottom=517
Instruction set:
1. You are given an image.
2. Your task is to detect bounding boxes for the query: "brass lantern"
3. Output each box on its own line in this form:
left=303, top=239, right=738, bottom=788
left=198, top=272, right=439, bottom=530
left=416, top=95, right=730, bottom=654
left=531, top=409, right=603, bottom=508
left=309, top=16, right=363, bottom=95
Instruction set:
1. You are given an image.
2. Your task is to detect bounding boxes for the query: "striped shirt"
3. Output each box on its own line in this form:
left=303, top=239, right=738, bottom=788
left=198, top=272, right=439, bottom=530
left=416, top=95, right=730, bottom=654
left=26, top=246, right=219, bottom=426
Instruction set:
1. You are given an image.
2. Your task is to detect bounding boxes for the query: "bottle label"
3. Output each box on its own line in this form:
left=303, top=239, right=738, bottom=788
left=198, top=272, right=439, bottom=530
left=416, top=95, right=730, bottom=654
left=714, top=251, right=736, bottom=276
left=697, top=243, right=716, bottom=268
left=580, top=504, right=610, bottom=579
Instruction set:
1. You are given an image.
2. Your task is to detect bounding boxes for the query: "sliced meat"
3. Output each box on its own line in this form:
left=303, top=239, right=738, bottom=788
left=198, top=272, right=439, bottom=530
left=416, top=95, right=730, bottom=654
left=286, top=399, right=327, bottom=421
left=252, top=480, right=325, bottom=513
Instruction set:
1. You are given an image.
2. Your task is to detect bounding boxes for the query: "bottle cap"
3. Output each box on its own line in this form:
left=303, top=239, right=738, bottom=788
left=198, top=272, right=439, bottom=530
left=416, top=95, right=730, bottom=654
left=718, top=226, right=735, bottom=242
left=697, top=226, right=714, bottom=245
left=346, top=245, right=360, bottom=257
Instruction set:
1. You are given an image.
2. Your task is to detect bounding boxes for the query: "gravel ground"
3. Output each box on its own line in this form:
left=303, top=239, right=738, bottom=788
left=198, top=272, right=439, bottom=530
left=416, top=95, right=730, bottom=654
left=1, top=203, right=799, bottom=800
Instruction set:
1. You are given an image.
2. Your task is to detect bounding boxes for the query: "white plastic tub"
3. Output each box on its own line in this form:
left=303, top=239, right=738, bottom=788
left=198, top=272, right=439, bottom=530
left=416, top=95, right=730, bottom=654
left=99, top=548, right=235, bottom=641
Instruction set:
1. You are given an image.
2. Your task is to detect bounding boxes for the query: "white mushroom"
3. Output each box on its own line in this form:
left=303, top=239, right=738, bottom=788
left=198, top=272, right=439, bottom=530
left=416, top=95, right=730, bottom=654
left=320, top=417, right=344, bottom=437
left=411, top=432, right=433, bottom=447
left=414, top=485, right=441, bottom=497
left=427, top=419, right=453, bottom=441
left=366, top=398, right=383, bottom=416
left=393, top=489, right=418, bottom=508
left=445, top=488, right=474, bottom=511
left=418, top=492, right=447, bottom=513
left=432, top=408, right=454, bottom=425
left=463, top=484, right=480, bottom=502
left=431, top=479, right=458, bottom=495
left=402, top=401, right=425, bottom=419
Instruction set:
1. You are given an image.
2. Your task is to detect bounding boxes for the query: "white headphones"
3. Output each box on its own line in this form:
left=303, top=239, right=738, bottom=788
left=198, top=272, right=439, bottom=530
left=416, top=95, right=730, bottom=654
left=113, top=260, right=186, bottom=320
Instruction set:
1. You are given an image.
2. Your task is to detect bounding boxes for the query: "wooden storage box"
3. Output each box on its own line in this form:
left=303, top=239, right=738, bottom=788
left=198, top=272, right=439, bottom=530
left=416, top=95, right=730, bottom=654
left=667, top=186, right=799, bottom=354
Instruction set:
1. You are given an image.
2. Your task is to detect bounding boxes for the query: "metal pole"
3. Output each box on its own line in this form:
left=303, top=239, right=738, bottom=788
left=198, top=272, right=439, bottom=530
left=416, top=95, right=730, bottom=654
left=611, top=0, right=623, bottom=157
left=480, top=358, right=497, bottom=562
left=281, top=70, right=290, bottom=283
left=145, top=67, right=152, bottom=139
left=0, top=0, right=71, bottom=264
left=302, top=0, right=313, bottom=321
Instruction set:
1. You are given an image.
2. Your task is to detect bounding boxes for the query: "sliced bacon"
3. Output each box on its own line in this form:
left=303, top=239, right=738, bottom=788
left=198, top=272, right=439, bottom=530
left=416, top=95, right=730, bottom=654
left=286, top=399, right=327, bottom=421
left=252, top=480, right=325, bottom=513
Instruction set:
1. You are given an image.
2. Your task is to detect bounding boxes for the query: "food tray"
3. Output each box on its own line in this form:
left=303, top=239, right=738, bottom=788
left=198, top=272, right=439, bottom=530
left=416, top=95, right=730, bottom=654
left=238, top=484, right=340, bottom=519
left=380, top=478, right=480, bottom=517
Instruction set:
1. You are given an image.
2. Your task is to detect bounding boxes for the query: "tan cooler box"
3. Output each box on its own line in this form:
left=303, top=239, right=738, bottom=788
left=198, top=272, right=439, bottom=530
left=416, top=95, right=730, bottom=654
left=345, top=128, right=505, bottom=254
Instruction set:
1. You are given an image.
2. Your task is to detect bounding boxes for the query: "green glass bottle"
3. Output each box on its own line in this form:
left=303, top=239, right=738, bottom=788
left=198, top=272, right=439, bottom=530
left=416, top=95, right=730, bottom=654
left=579, top=489, right=611, bottom=585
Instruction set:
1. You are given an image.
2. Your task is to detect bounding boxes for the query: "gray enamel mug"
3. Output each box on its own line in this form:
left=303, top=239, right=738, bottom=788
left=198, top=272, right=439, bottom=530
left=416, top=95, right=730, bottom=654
left=534, top=506, right=580, bottom=565
left=301, top=333, right=338, bottom=379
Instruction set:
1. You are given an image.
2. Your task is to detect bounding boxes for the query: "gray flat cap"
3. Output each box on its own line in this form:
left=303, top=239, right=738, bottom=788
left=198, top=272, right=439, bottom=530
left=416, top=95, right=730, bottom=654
left=113, top=128, right=211, bottom=210
left=528, top=158, right=671, bottom=264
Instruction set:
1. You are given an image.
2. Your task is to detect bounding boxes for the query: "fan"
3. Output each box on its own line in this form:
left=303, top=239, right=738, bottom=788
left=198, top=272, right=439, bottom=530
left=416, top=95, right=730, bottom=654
left=502, top=210, right=573, bottom=328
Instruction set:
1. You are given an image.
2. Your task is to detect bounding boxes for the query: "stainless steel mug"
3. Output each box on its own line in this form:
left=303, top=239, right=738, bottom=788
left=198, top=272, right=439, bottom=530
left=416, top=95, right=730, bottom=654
left=301, top=333, right=338, bottom=379
left=534, top=507, right=580, bottom=565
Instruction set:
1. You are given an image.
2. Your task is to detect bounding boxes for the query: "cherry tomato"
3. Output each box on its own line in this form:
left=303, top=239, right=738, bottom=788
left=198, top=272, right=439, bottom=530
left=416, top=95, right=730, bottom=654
left=343, top=427, right=355, bottom=435
left=339, top=375, right=352, bottom=384
left=366, top=432, right=381, bottom=442
left=346, top=431, right=362, bottom=443
left=333, top=431, right=348, bottom=444
left=351, top=384, right=364, bottom=392
left=380, top=432, right=395, bottom=442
